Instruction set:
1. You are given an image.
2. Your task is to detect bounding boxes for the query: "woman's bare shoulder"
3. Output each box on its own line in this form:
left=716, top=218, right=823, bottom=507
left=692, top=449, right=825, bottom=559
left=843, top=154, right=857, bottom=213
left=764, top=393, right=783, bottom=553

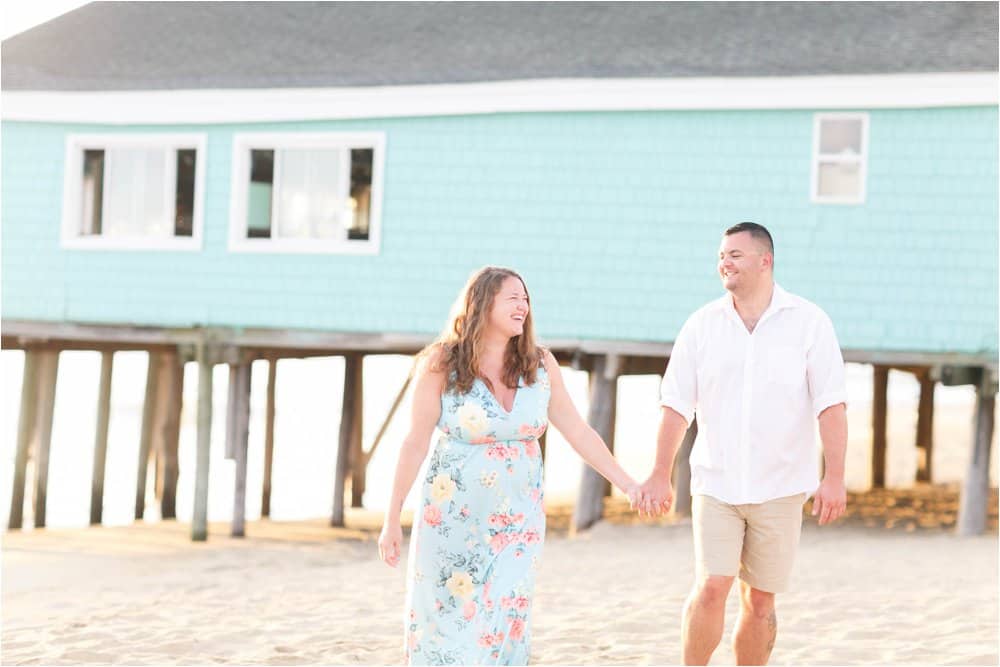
left=416, top=343, right=450, bottom=379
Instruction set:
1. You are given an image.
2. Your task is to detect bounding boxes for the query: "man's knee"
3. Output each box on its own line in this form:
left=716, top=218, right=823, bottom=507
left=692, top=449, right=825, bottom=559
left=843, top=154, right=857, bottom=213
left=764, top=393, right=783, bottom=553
left=739, top=582, right=775, bottom=619
left=692, top=575, right=735, bottom=607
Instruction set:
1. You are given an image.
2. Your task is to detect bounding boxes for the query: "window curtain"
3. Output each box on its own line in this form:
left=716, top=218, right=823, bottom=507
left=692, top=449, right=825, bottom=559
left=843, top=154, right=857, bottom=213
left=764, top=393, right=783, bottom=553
left=275, top=149, right=344, bottom=239
left=103, top=148, right=172, bottom=238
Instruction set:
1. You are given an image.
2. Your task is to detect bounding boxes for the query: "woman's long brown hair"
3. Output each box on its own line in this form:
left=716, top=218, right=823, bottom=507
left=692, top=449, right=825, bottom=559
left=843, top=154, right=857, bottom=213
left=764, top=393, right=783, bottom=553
left=420, top=266, right=541, bottom=394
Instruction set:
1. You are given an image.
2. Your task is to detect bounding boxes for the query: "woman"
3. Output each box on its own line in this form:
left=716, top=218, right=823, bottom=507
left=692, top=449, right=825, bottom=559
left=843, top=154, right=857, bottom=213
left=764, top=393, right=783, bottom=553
left=378, top=266, right=640, bottom=665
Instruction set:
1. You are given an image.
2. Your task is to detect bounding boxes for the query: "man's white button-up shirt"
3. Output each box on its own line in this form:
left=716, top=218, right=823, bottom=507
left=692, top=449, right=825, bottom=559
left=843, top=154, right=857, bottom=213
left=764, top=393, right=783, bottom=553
left=660, top=284, right=847, bottom=505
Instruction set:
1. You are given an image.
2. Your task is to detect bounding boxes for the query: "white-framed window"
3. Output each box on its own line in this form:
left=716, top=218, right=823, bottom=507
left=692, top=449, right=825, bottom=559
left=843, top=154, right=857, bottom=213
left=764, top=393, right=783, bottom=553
left=228, top=132, right=385, bottom=254
left=811, top=113, right=869, bottom=205
left=61, top=134, right=206, bottom=250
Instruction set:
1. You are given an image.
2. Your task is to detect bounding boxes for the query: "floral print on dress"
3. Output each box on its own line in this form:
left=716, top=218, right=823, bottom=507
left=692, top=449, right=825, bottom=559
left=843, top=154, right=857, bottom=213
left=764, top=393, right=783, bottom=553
left=404, top=365, right=550, bottom=666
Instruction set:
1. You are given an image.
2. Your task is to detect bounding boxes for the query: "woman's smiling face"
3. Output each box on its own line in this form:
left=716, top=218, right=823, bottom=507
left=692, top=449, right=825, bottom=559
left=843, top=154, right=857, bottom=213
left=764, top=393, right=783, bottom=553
left=487, top=275, right=530, bottom=339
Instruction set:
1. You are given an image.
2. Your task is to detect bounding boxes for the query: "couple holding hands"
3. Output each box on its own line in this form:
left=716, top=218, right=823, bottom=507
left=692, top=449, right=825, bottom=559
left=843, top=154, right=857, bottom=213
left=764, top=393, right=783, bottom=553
left=379, top=222, right=848, bottom=666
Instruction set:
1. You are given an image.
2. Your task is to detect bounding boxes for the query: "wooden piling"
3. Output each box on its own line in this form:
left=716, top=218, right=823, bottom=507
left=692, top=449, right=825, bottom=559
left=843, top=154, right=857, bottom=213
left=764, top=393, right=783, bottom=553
left=152, top=354, right=168, bottom=502
left=191, top=345, right=214, bottom=541
left=90, top=351, right=113, bottom=525
left=348, top=356, right=366, bottom=508
left=134, top=352, right=161, bottom=520
left=159, top=352, right=184, bottom=519
left=230, top=359, right=252, bottom=537
left=872, top=365, right=889, bottom=488
left=261, top=358, right=277, bottom=518
left=916, top=368, right=935, bottom=483
left=9, top=351, right=39, bottom=530
left=225, top=364, right=239, bottom=459
left=32, top=350, right=60, bottom=528
left=332, top=354, right=362, bottom=526
left=573, top=354, right=620, bottom=532
left=957, top=373, right=996, bottom=536
left=672, top=418, right=698, bottom=516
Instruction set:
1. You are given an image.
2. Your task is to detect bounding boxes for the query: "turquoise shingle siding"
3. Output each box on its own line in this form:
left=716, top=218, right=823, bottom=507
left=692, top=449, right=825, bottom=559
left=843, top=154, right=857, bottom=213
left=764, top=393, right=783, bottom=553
left=2, top=108, right=997, bottom=355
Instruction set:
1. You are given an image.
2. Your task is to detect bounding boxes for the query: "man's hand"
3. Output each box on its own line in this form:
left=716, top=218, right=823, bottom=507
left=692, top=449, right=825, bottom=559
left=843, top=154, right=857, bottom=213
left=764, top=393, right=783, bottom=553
left=812, top=476, right=847, bottom=525
left=639, top=471, right=674, bottom=517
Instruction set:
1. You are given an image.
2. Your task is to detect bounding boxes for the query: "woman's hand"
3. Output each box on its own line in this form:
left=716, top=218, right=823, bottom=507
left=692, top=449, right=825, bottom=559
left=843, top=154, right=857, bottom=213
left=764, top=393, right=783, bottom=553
left=622, top=479, right=644, bottom=513
left=378, top=520, right=403, bottom=568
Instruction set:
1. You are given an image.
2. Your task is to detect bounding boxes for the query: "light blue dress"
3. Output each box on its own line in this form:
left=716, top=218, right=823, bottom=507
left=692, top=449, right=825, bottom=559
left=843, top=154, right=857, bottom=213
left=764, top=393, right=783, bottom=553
left=405, top=365, right=551, bottom=665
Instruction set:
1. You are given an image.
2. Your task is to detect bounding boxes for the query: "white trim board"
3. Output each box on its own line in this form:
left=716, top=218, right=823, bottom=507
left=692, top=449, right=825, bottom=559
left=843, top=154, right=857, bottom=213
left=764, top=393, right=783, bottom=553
left=3, top=73, right=996, bottom=124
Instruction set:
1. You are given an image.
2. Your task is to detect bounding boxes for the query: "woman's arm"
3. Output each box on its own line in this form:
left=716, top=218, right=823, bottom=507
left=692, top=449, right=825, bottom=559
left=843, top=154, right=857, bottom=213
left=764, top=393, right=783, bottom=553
left=378, top=351, right=446, bottom=567
left=542, top=350, right=640, bottom=504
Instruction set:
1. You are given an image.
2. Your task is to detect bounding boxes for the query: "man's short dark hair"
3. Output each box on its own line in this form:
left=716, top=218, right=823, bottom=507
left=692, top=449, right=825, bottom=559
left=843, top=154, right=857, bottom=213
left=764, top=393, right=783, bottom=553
left=724, top=222, right=774, bottom=256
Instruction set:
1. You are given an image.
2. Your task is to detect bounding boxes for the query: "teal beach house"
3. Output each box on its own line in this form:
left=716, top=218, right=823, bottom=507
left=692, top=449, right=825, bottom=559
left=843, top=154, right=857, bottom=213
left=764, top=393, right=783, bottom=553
left=2, top=2, right=997, bottom=538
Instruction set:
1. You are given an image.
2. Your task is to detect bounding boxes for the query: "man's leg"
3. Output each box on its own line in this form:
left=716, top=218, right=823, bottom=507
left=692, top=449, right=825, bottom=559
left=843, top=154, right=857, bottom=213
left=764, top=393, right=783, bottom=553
left=732, top=580, right=776, bottom=665
left=733, top=493, right=806, bottom=665
left=682, top=574, right=735, bottom=665
left=685, top=495, right=745, bottom=665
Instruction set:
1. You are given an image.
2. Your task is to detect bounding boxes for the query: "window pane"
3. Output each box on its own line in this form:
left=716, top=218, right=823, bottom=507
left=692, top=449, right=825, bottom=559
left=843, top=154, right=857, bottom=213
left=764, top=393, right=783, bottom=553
left=248, top=149, right=274, bottom=238
left=817, top=161, right=861, bottom=199
left=275, top=149, right=344, bottom=240
left=348, top=149, right=373, bottom=241
left=819, top=118, right=863, bottom=155
left=174, top=149, right=196, bottom=237
left=81, top=150, right=104, bottom=236
left=103, top=148, right=171, bottom=238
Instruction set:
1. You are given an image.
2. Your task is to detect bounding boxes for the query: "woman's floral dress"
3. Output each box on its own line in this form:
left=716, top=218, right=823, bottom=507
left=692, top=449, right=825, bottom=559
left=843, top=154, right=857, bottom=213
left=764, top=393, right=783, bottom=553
left=405, top=366, right=550, bottom=665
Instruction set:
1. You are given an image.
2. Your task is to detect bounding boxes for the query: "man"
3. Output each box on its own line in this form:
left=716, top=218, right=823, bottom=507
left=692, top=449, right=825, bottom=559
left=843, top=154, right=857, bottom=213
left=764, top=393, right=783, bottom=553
left=641, top=222, right=848, bottom=666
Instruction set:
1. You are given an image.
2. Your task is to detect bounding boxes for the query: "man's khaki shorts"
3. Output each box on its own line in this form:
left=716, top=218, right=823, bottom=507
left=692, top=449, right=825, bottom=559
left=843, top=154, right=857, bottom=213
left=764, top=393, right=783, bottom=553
left=692, top=492, right=807, bottom=594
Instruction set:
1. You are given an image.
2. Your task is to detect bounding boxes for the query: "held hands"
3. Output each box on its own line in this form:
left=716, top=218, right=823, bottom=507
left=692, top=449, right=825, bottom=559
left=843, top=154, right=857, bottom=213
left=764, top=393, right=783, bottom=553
left=811, top=476, right=847, bottom=525
left=377, top=520, right=403, bottom=568
left=638, top=471, right=674, bottom=517
left=623, top=479, right=643, bottom=512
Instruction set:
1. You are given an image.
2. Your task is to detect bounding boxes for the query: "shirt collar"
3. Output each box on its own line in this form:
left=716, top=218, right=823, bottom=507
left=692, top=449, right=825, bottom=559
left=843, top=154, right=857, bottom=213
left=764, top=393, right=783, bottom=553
left=768, top=283, right=797, bottom=313
left=722, top=282, right=797, bottom=327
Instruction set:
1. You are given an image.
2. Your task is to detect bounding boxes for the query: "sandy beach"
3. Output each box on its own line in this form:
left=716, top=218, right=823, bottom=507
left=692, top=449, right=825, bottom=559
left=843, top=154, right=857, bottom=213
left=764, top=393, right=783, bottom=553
left=3, top=504, right=997, bottom=666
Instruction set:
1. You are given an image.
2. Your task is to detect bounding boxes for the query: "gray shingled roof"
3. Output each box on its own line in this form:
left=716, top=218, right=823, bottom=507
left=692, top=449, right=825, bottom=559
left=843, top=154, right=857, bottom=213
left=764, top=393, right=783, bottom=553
left=2, top=1, right=997, bottom=91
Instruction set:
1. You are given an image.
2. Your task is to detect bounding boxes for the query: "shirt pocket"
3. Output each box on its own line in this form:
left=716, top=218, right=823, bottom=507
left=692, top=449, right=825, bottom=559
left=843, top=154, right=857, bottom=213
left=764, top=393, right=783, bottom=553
left=766, top=344, right=805, bottom=388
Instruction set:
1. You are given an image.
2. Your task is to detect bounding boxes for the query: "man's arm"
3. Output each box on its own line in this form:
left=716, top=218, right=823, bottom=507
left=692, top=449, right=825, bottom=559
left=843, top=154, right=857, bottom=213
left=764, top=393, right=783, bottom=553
left=648, top=315, right=699, bottom=517
left=813, top=402, right=847, bottom=525
left=639, top=406, right=689, bottom=515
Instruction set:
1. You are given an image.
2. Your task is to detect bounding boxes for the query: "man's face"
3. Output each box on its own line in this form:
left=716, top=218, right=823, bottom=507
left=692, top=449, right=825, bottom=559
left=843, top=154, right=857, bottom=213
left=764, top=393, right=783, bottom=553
left=718, top=232, right=771, bottom=293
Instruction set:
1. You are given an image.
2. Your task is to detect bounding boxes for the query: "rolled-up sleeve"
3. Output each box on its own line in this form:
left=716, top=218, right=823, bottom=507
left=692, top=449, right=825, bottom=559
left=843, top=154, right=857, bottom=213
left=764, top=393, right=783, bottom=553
left=660, top=315, right=698, bottom=425
left=807, top=311, right=848, bottom=417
